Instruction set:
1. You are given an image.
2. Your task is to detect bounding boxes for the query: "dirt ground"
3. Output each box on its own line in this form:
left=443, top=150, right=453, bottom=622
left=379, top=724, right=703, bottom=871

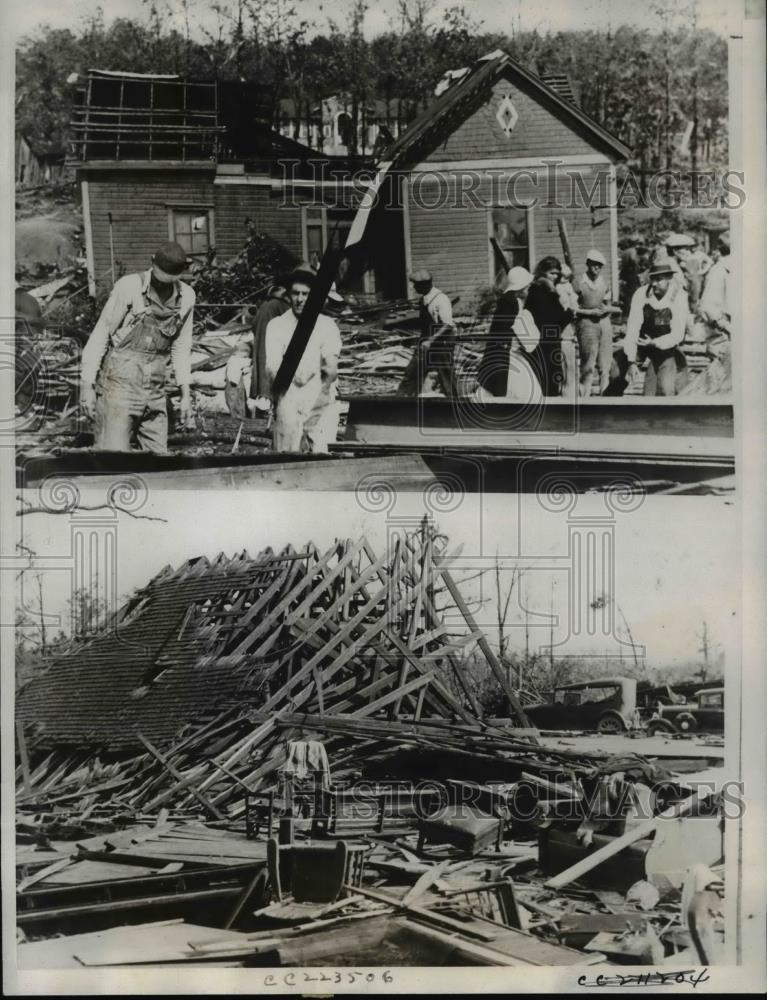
left=15, top=185, right=83, bottom=278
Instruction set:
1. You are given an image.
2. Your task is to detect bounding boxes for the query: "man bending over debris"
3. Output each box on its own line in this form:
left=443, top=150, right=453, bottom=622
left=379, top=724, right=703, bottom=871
left=398, top=268, right=458, bottom=396
left=265, top=265, right=342, bottom=453
left=80, top=242, right=195, bottom=453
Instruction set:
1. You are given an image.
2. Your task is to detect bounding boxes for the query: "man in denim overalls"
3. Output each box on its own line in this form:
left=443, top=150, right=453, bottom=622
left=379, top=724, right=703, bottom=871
left=80, top=242, right=195, bottom=452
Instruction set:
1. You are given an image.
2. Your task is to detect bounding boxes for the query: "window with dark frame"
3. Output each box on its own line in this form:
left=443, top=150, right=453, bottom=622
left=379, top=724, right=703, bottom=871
left=170, top=208, right=212, bottom=256
left=491, top=206, right=529, bottom=277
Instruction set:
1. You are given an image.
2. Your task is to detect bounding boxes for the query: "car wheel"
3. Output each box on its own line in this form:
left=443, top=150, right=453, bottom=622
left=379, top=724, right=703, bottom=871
left=676, top=713, right=698, bottom=733
left=597, top=712, right=625, bottom=734
left=647, top=718, right=675, bottom=735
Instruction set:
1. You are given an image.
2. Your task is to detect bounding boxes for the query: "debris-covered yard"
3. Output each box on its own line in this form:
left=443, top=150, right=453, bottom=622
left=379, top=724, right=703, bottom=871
left=16, top=526, right=726, bottom=968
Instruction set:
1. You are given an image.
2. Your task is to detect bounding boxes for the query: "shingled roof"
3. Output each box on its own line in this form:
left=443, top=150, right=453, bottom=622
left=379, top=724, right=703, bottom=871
left=16, top=546, right=311, bottom=752
left=382, top=49, right=630, bottom=166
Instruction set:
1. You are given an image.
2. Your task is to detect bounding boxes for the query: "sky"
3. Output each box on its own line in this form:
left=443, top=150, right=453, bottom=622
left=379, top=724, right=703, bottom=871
left=8, top=0, right=736, bottom=45
left=16, top=491, right=738, bottom=671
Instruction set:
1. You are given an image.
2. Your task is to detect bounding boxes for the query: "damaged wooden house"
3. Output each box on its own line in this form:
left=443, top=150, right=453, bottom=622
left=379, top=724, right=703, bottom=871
left=70, top=50, right=629, bottom=310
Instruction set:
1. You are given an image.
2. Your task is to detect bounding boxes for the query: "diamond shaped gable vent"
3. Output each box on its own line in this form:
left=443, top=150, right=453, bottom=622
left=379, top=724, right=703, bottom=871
left=496, top=93, right=518, bottom=137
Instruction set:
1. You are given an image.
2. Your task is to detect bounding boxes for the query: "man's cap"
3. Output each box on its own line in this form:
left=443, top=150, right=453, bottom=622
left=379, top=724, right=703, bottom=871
left=152, top=241, right=191, bottom=279
left=410, top=268, right=432, bottom=284
left=506, top=265, right=533, bottom=291
left=585, top=248, right=606, bottom=265
left=649, top=256, right=676, bottom=278
left=664, top=232, right=696, bottom=249
left=289, top=263, right=317, bottom=287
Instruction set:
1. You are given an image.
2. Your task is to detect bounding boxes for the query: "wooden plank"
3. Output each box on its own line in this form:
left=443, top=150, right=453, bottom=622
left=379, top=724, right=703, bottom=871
left=17, top=856, right=75, bottom=893
left=16, top=718, right=31, bottom=793
left=543, top=790, right=704, bottom=890
left=138, top=735, right=226, bottom=821
left=347, top=883, right=498, bottom=941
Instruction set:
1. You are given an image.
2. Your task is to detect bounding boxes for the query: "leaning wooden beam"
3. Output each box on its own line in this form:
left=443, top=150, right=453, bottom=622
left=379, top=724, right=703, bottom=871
left=347, top=883, right=499, bottom=941
left=138, top=735, right=227, bottom=821
left=272, top=161, right=392, bottom=401
left=16, top=719, right=32, bottom=794
left=432, top=556, right=533, bottom=730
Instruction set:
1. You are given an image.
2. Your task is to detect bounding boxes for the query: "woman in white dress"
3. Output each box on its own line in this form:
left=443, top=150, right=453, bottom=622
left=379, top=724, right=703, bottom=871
left=474, top=266, right=542, bottom=403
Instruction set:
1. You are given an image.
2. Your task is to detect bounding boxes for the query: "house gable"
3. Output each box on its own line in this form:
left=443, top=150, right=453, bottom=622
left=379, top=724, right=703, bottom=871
left=386, top=53, right=629, bottom=168
left=419, top=76, right=608, bottom=164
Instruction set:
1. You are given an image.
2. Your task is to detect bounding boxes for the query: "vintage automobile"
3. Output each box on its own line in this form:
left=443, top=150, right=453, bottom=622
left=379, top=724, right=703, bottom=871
left=646, top=686, right=724, bottom=734
left=525, top=677, right=639, bottom=734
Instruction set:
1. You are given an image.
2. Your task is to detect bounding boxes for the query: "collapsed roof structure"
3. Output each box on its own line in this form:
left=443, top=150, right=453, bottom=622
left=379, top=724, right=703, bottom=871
left=17, top=522, right=530, bottom=756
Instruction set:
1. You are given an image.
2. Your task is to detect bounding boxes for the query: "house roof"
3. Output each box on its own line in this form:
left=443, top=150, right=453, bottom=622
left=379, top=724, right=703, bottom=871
left=382, top=50, right=630, bottom=166
left=16, top=547, right=306, bottom=751
left=539, top=72, right=577, bottom=105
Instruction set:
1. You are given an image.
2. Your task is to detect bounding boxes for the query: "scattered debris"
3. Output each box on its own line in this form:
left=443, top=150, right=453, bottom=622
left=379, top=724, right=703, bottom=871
left=15, top=525, right=726, bottom=966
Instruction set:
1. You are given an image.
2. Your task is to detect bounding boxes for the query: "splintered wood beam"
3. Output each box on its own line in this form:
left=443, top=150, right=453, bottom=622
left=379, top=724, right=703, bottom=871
left=390, top=658, right=410, bottom=720
left=194, top=718, right=277, bottom=795
left=137, top=735, right=226, bottom=821
left=361, top=539, right=391, bottom=588
left=312, top=667, right=325, bottom=715
left=543, top=790, right=705, bottom=891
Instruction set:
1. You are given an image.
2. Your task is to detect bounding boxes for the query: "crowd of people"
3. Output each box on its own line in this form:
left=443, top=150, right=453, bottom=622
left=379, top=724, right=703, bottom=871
left=404, top=230, right=732, bottom=405
left=66, top=226, right=731, bottom=457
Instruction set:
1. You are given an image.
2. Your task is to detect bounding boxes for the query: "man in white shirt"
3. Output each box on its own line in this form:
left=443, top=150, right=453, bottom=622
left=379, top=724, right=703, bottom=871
left=572, top=249, right=614, bottom=396
left=265, top=266, right=342, bottom=453
left=624, top=256, right=689, bottom=396
left=699, top=233, right=730, bottom=337
left=398, top=268, right=457, bottom=396
left=80, top=241, right=194, bottom=453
